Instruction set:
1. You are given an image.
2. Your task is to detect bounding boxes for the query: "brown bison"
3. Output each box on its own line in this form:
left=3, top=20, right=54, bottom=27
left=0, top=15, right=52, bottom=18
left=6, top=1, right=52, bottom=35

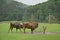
left=22, top=22, right=38, bottom=33
left=8, top=22, right=22, bottom=32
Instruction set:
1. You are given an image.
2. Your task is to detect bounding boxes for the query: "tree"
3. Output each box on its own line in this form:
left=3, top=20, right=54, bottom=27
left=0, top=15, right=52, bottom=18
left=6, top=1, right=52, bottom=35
left=46, top=14, right=58, bottom=24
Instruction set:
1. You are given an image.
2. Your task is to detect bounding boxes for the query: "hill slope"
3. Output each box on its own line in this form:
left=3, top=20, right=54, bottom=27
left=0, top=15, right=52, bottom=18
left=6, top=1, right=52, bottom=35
left=0, top=1, right=28, bottom=21
left=23, top=0, right=60, bottom=23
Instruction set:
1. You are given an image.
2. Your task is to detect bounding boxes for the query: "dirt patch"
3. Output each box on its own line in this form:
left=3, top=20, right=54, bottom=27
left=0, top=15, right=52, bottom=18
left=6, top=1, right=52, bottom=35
left=24, top=31, right=58, bottom=34
left=0, top=31, right=59, bottom=34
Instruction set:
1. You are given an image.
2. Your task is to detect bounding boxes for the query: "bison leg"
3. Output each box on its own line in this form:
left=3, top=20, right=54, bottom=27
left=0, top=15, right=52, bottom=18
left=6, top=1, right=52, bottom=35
left=10, top=28, right=13, bottom=32
left=8, top=27, right=11, bottom=33
left=8, top=27, right=13, bottom=33
left=16, top=28, right=18, bottom=32
left=24, top=28, right=26, bottom=33
left=31, top=29, right=34, bottom=34
left=8, top=27, right=12, bottom=32
left=19, top=28, right=22, bottom=32
left=23, top=27, right=26, bottom=33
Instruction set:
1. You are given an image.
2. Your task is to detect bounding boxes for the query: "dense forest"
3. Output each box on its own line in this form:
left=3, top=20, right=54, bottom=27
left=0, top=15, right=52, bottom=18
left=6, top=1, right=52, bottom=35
left=0, top=0, right=28, bottom=21
left=0, top=0, right=60, bottom=23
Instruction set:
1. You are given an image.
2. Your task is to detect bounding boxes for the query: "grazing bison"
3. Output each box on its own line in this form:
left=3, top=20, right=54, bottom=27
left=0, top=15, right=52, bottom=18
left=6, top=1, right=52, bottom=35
left=8, top=22, right=22, bottom=32
left=22, top=22, right=38, bottom=33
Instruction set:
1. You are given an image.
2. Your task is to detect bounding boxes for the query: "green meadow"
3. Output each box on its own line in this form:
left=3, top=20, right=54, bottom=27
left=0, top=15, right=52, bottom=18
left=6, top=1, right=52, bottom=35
left=0, top=22, right=60, bottom=40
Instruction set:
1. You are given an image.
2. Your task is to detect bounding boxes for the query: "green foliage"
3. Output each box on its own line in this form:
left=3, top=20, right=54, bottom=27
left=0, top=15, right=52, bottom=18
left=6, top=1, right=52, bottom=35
left=23, top=0, right=60, bottom=23
left=0, top=0, right=28, bottom=21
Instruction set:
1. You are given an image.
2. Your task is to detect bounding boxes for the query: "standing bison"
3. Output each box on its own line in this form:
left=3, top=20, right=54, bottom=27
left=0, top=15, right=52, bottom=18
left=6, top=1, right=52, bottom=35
left=8, top=22, right=22, bottom=32
left=8, top=22, right=38, bottom=34
left=22, top=22, right=38, bottom=33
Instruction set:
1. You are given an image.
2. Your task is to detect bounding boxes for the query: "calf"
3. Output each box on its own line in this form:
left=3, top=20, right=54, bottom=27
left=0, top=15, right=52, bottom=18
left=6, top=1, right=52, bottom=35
left=8, top=22, right=22, bottom=32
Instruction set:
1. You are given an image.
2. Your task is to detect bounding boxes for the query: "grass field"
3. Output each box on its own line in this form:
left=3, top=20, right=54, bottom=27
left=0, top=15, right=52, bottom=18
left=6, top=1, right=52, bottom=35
left=0, top=22, right=60, bottom=40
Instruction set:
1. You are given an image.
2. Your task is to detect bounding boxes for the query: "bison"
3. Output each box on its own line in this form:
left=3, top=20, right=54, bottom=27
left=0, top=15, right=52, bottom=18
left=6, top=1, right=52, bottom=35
left=8, top=22, right=22, bottom=32
left=22, top=22, right=38, bottom=33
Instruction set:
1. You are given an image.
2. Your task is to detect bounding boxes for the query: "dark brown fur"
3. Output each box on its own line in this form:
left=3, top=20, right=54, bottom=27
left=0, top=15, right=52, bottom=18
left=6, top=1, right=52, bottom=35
left=22, top=22, right=38, bottom=33
left=8, top=22, right=22, bottom=32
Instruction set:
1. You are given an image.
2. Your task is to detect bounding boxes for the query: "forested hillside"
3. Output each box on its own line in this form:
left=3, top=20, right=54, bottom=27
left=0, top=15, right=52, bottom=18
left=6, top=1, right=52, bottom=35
left=0, top=0, right=28, bottom=21
left=0, top=0, right=60, bottom=23
left=23, top=0, right=60, bottom=23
